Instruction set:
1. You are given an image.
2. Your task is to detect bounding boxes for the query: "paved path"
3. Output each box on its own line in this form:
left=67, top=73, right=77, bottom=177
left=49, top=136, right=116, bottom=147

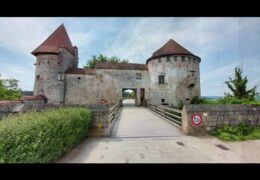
left=57, top=99, right=260, bottom=163
left=57, top=136, right=260, bottom=163
left=112, top=99, right=182, bottom=138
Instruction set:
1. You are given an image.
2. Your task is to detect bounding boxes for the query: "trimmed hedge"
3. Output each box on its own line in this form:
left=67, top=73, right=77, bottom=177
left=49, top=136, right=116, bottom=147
left=0, top=107, right=92, bottom=163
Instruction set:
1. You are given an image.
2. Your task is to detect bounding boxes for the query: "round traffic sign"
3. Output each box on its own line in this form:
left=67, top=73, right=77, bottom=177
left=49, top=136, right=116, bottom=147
left=192, top=114, right=202, bottom=126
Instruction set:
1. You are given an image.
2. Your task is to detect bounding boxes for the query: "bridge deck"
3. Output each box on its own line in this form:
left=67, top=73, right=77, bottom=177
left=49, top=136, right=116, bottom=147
left=112, top=99, right=183, bottom=138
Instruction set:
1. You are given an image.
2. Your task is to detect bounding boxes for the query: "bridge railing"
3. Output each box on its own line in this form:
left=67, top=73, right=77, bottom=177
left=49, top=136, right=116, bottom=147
left=147, top=103, right=182, bottom=128
left=109, top=101, right=121, bottom=124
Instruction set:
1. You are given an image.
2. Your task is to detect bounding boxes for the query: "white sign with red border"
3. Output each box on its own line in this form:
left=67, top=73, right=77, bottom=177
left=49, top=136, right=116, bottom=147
left=192, top=114, right=202, bottom=126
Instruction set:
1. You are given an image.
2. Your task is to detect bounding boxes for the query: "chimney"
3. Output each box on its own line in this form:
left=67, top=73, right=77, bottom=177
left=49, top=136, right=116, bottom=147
left=73, top=46, right=79, bottom=68
left=74, top=46, right=78, bottom=59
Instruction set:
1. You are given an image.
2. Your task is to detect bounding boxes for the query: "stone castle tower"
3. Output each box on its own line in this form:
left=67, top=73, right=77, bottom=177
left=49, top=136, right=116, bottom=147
left=31, top=24, right=78, bottom=104
left=146, top=39, right=201, bottom=106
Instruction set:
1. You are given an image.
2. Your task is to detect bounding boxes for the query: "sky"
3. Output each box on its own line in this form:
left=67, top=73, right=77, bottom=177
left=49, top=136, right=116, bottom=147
left=0, top=17, right=260, bottom=96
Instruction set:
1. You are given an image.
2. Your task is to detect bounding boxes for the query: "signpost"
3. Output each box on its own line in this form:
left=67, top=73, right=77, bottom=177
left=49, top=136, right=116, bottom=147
left=192, top=114, right=202, bottom=126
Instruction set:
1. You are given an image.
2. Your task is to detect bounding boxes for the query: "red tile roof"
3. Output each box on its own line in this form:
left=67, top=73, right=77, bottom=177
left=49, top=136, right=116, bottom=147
left=22, top=95, right=46, bottom=100
left=146, top=39, right=200, bottom=63
left=66, top=68, right=96, bottom=75
left=0, top=100, right=21, bottom=106
left=95, top=62, right=148, bottom=70
left=31, top=24, right=75, bottom=56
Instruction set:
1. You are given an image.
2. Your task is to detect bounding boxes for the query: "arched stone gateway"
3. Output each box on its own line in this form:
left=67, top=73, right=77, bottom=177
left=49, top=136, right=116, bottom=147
left=31, top=24, right=201, bottom=107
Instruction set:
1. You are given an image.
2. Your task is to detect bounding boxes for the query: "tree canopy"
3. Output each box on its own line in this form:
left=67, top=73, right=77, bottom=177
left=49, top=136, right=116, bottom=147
left=0, top=75, right=22, bottom=100
left=225, top=66, right=258, bottom=100
left=83, top=54, right=128, bottom=69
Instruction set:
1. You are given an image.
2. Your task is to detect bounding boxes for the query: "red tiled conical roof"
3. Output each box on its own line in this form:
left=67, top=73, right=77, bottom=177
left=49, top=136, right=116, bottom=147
left=146, top=39, right=200, bottom=63
left=31, top=24, right=75, bottom=56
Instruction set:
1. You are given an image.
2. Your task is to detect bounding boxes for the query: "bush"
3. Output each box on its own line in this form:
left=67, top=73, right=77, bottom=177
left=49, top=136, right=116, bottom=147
left=0, top=107, right=92, bottom=163
left=191, top=96, right=208, bottom=104
left=211, top=123, right=256, bottom=141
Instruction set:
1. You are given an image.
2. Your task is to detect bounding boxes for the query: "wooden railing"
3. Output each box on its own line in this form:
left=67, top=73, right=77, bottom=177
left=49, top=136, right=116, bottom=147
left=109, top=102, right=121, bottom=124
left=147, top=103, right=182, bottom=128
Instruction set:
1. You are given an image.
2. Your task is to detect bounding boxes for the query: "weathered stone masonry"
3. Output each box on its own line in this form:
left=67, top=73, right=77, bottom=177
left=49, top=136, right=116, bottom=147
left=31, top=24, right=201, bottom=107
left=182, top=104, right=260, bottom=135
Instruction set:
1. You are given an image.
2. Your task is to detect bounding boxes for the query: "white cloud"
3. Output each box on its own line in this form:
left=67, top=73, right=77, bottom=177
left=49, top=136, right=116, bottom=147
left=0, top=18, right=60, bottom=60
left=103, top=18, right=176, bottom=63
left=200, top=61, right=241, bottom=96
left=1, top=17, right=260, bottom=96
left=102, top=18, right=243, bottom=63
left=0, top=62, right=34, bottom=90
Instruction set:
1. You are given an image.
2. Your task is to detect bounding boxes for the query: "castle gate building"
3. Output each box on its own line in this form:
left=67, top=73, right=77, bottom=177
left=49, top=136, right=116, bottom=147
left=31, top=24, right=201, bottom=106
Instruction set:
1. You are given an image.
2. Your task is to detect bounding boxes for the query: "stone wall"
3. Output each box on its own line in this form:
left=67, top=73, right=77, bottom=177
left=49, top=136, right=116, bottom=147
left=65, top=68, right=149, bottom=106
left=182, top=104, right=260, bottom=135
left=0, top=101, right=22, bottom=119
left=147, top=55, right=200, bottom=106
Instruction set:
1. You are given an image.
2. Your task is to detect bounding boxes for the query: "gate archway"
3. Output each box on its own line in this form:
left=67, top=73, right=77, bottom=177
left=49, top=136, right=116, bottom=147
left=122, top=88, right=137, bottom=106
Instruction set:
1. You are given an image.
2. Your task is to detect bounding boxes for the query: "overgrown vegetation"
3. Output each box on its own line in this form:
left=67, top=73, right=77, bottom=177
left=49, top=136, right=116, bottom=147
left=0, top=108, right=92, bottom=163
left=211, top=123, right=260, bottom=141
left=84, top=54, right=128, bottom=69
left=0, top=75, right=22, bottom=100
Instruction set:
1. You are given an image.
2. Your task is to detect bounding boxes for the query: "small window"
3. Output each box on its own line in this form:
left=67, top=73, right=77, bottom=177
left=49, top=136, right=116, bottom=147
left=77, top=77, right=81, bottom=84
left=136, top=73, right=142, bottom=79
left=161, top=99, right=165, bottom=103
left=36, top=75, right=40, bottom=80
left=193, top=58, right=196, bottom=62
left=189, top=57, right=191, bottom=63
left=174, top=56, right=177, bottom=62
left=158, top=75, right=165, bottom=84
left=166, top=56, right=170, bottom=62
left=182, top=56, right=185, bottom=62
left=190, top=70, right=196, bottom=77
left=38, top=61, right=40, bottom=66
left=158, top=58, right=161, bottom=63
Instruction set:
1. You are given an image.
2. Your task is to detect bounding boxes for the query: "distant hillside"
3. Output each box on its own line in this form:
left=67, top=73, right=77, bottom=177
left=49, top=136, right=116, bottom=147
left=201, top=96, right=223, bottom=100
left=203, top=96, right=260, bottom=101
left=22, top=91, right=33, bottom=96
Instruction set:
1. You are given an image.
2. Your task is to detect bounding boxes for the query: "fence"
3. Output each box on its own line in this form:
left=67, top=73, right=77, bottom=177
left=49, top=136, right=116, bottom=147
left=109, top=102, right=121, bottom=124
left=147, top=103, right=182, bottom=128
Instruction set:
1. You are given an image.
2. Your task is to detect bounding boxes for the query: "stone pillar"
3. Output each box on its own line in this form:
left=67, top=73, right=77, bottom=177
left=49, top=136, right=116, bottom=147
left=136, top=88, right=141, bottom=106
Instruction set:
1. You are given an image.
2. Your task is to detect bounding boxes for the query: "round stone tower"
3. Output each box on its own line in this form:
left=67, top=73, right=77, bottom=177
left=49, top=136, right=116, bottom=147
left=146, top=39, right=201, bottom=106
left=31, top=24, right=78, bottom=104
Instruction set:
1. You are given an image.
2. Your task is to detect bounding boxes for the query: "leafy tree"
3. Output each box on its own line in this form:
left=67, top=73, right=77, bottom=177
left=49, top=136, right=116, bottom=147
left=0, top=75, right=22, bottom=100
left=84, top=54, right=128, bottom=69
left=129, top=91, right=136, bottom=97
left=225, top=66, right=258, bottom=100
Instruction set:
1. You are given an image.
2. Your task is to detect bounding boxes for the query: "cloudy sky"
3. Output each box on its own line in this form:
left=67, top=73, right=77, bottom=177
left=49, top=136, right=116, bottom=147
left=0, top=17, right=260, bottom=96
